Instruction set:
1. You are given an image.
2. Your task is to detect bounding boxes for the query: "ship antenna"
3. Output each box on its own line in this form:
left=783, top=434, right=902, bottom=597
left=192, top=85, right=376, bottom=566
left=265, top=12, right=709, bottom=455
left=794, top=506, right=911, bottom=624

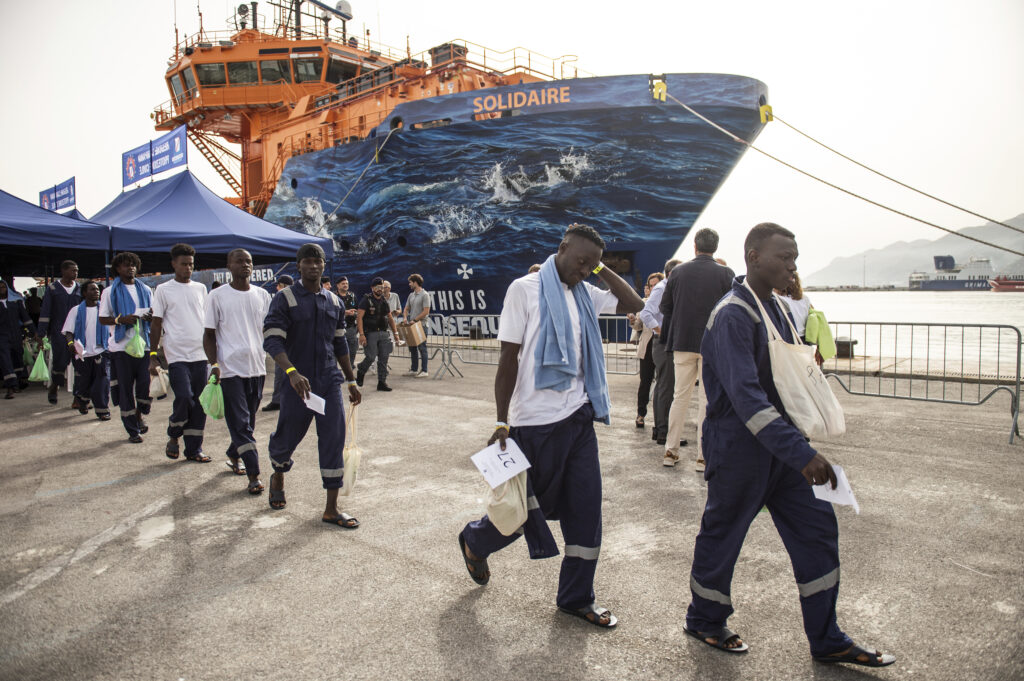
left=173, top=0, right=179, bottom=57
left=197, top=2, right=204, bottom=39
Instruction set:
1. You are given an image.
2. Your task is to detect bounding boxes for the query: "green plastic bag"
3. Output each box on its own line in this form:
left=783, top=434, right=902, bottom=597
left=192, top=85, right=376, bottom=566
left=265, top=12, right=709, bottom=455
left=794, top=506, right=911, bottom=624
left=125, top=321, right=146, bottom=359
left=28, top=338, right=50, bottom=383
left=22, top=341, right=34, bottom=366
left=199, top=376, right=225, bottom=419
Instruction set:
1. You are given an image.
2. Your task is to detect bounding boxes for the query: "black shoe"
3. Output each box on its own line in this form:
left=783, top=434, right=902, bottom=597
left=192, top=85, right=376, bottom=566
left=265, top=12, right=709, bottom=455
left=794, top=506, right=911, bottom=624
left=376, top=383, right=392, bottom=392
left=262, top=402, right=280, bottom=412
left=98, top=413, right=111, bottom=421
left=356, top=371, right=365, bottom=387
left=129, top=434, right=144, bottom=443
left=138, top=417, right=149, bottom=434
left=656, top=436, right=666, bottom=446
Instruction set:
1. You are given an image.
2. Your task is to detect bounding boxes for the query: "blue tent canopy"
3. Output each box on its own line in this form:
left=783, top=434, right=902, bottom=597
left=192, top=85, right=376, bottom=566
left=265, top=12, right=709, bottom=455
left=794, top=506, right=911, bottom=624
left=91, top=171, right=334, bottom=267
left=61, top=207, right=91, bottom=221
left=0, top=188, right=111, bottom=277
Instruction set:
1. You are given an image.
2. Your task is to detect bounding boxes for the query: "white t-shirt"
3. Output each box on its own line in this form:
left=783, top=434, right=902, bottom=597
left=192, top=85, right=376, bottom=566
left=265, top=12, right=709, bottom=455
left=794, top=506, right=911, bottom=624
left=62, top=304, right=106, bottom=357
left=99, top=282, right=153, bottom=353
left=203, top=284, right=272, bottom=379
left=152, top=279, right=208, bottom=364
left=498, top=273, right=618, bottom=427
left=779, top=294, right=813, bottom=337
left=60, top=282, right=76, bottom=295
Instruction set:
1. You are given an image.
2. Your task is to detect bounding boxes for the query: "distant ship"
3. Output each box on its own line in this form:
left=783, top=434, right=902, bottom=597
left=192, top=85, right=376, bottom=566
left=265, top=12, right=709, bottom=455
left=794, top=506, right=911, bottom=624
left=909, top=255, right=1023, bottom=291
left=154, top=1, right=769, bottom=314
left=988, top=275, right=1024, bottom=292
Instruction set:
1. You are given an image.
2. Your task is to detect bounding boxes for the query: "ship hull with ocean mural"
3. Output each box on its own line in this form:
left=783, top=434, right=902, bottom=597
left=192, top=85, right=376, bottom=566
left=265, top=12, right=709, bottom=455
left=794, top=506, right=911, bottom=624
left=262, top=72, right=768, bottom=317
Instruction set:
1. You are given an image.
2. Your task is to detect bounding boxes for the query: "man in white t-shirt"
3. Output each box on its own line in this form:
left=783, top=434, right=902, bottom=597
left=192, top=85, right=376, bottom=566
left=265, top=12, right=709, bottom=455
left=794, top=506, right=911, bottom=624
left=150, top=243, right=211, bottom=463
left=457, top=223, right=644, bottom=629
left=61, top=281, right=111, bottom=420
left=203, top=249, right=272, bottom=494
left=99, top=252, right=154, bottom=443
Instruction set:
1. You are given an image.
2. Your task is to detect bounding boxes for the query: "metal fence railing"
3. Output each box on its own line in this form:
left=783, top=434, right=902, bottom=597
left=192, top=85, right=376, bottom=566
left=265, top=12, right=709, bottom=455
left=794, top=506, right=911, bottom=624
left=823, top=322, right=1021, bottom=443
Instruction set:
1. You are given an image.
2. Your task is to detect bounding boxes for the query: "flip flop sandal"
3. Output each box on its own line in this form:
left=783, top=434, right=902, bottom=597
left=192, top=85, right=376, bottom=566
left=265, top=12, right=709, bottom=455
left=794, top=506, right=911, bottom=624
left=458, top=532, right=489, bottom=585
left=558, top=603, right=618, bottom=629
left=247, top=479, right=265, bottom=495
left=813, top=644, right=895, bottom=667
left=225, top=458, right=247, bottom=475
left=268, top=478, right=286, bottom=510
left=684, top=626, right=749, bottom=653
left=165, top=440, right=180, bottom=460
left=184, top=453, right=212, bottom=463
left=322, top=512, right=360, bottom=529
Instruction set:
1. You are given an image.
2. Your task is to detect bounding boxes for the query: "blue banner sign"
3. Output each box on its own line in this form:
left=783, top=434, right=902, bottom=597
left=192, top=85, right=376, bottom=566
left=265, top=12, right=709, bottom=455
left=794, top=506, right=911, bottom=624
left=122, top=125, right=187, bottom=187
left=39, top=176, right=76, bottom=211
left=122, top=142, right=152, bottom=187
left=151, top=126, right=187, bottom=176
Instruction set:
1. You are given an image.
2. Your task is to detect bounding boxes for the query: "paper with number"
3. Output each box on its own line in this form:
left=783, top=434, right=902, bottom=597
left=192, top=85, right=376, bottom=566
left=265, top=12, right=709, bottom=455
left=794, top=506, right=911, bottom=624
left=303, top=391, right=326, bottom=415
left=812, top=465, right=859, bottom=514
left=471, top=439, right=531, bottom=489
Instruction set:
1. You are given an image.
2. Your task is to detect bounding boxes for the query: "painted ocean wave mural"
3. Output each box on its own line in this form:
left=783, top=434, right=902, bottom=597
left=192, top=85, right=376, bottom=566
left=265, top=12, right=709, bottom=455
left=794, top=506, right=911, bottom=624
left=262, top=74, right=766, bottom=314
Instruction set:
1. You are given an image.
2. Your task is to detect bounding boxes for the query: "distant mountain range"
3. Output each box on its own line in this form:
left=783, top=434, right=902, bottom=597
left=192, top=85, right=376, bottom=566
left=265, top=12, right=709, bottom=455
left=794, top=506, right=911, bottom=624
left=804, top=214, right=1024, bottom=287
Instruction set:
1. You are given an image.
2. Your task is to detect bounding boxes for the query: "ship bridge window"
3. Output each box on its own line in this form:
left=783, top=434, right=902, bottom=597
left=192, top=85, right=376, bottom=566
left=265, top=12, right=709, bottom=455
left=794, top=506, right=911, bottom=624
left=326, top=56, right=357, bottom=84
left=195, top=62, right=226, bottom=87
left=260, top=59, right=292, bottom=84
left=181, top=67, right=197, bottom=94
left=293, top=57, right=324, bottom=83
left=168, top=73, right=185, bottom=104
left=227, top=61, right=259, bottom=86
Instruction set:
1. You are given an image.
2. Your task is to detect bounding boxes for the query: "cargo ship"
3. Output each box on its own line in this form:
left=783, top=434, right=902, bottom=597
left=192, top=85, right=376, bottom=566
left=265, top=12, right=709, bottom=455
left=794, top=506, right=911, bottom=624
left=988, top=275, right=1024, bottom=292
left=153, top=0, right=769, bottom=314
left=909, top=255, right=1024, bottom=291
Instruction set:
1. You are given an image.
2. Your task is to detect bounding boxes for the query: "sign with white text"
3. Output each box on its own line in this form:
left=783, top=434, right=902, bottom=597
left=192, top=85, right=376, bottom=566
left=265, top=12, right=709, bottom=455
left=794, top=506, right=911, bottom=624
left=39, top=176, right=76, bottom=211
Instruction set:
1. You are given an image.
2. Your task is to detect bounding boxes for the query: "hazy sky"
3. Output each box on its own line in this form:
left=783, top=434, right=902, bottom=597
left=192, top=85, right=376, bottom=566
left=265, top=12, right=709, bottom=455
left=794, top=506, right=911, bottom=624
left=1, top=0, right=1021, bottom=277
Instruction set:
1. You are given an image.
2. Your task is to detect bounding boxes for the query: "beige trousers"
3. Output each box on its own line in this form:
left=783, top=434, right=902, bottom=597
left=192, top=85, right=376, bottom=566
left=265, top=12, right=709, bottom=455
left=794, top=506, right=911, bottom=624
left=666, top=351, right=706, bottom=458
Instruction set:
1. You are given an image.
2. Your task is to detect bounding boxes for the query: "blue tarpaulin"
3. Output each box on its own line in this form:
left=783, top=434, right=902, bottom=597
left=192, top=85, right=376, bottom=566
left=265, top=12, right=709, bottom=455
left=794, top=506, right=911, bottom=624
left=0, top=187, right=110, bottom=277
left=92, top=170, right=334, bottom=264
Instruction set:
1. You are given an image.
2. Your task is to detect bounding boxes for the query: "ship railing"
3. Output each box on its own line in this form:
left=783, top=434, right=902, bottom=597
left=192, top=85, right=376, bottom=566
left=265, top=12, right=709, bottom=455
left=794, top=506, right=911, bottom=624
left=389, top=314, right=638, bottom=377
left=152, top=78, right=309, bottom=128
left=172, top=27, right=407, bottom=62
left=823, top=322, right=1021, bottom=444
left=444, top=40, right=594, bottom=81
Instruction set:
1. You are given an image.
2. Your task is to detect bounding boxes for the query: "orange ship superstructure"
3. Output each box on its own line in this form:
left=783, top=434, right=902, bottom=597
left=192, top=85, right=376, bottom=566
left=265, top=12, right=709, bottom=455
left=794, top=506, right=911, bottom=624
left=153, top=0, right=578, bottom=216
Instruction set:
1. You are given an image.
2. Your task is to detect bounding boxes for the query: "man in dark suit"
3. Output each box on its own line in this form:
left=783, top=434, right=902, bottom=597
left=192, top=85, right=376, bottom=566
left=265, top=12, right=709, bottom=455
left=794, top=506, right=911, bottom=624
left=660, top=228, right=735, bottom=470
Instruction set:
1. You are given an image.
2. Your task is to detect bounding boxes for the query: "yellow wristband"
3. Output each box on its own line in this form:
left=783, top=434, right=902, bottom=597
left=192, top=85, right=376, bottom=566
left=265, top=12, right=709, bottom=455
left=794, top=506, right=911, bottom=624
left=592, top=263, right=604, bottom=275
left=285, top=367, right=297, bottom=375
left=149, top=351, right=158, bottom=357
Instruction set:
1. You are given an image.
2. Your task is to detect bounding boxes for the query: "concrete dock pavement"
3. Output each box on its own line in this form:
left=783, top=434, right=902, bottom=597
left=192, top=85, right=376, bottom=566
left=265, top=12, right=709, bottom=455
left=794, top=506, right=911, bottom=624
left=0, top=365, right=1021, bottom=681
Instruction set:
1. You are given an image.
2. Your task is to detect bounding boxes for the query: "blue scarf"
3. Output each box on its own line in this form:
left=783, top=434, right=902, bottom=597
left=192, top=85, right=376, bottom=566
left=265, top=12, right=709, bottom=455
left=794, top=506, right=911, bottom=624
left=74, top=302, right=108, bottom=351
left=534, top=254, right=610, bottom=423
left=110, top=278, right=151, bottom=344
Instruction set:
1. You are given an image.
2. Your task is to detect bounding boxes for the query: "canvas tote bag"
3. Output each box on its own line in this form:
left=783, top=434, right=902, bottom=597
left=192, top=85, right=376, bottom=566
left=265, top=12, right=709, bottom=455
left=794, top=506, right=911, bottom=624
left=743, top=280, right=845, bottom=440
left=340, top=404, right=362, bottom=496
left=487, top=470, right=528, bottom=536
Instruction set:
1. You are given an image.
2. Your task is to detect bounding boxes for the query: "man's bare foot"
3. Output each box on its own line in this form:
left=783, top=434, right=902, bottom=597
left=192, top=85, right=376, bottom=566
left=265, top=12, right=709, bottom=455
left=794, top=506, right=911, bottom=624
left=269, top=471, right=286, bottom=509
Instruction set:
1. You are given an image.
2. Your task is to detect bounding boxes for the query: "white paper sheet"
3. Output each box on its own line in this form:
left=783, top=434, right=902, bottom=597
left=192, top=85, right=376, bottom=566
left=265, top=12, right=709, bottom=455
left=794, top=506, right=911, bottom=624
left=813, top=465, right=860, bottom=514
left=303, top=391, right=326, bottom=415
left=471, top=439, right=531, bottom=489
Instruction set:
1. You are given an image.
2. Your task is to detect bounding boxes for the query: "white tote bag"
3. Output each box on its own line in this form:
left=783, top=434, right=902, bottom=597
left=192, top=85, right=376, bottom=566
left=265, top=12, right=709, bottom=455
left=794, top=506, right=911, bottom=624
left=340, top=404, right=362, bottom=496
left=487, top=470, right=528, bottom=536
left=744, top=280, right=845, bottom=440
left=149, top=367, right=172, bottom=400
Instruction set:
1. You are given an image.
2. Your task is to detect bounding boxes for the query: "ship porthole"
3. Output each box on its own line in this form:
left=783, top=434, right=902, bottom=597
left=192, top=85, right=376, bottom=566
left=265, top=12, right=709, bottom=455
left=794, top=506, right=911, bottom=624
left=390, top=117, right=404, bottom=131
left=340, top=239, right=351, bottom=251
left=396, top=235, right=407, bottom=247
left=290, top=177, right=298, bottom=189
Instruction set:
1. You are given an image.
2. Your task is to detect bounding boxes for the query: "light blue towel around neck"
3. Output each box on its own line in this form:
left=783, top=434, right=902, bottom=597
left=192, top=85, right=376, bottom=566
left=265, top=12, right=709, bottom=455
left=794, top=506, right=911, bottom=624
left=534, top=254, right=610, bottom=423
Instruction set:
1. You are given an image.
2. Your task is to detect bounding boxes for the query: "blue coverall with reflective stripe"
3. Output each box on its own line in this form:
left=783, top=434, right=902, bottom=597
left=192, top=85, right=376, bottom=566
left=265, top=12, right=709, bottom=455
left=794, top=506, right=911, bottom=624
left=686, top=277, right=853, bottom=657
left=37, top=281, right=81, bottom=384
left=263, top=284, right=349, bottom=489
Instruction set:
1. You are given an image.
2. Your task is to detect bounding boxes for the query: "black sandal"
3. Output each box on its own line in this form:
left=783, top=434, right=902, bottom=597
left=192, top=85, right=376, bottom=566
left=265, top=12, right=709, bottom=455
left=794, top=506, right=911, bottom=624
left=269, top=473, right=286, bottom=510
left=458, top=532, right=489, bottom=585
left=322, top=512, right=360, bottom=529
left=813, top=644, right=895, bottom=667
left=684, top=626, right=748, bottom=653
left=185, top=453, right=212, bottom=463
left=225, top=457, right=246, bottom=475
left=635, top=415, right=644, bottom=428
left=558, top=603, right=618, bottom=629
left=247, top=479, right=265, bottom=495
left=165, top=440, right=180, bottom=460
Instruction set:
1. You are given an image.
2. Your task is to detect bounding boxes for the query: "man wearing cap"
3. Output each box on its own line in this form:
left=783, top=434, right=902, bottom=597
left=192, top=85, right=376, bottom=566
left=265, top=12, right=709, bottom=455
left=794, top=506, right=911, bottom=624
left=356, top=277, right=399, bottom=392
left=262, top=275, right=294, bottom=413
left=263, top=243, right=363, bottom=526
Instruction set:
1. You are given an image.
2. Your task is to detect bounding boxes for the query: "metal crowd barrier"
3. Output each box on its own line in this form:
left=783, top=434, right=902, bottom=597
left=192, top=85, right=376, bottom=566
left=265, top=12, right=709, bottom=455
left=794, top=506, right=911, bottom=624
left=385, top=313, right=454, bottom=378
left=823, top=322, right=1021, bottom=444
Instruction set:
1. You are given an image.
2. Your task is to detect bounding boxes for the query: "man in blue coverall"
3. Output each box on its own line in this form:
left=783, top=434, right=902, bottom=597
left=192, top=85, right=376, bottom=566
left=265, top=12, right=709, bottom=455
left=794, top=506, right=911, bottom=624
left=263, top=243, right=363, bottom=528
left=685, top=222, right=895, bottom=668
left=36, top=260, right=81, bottom=406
